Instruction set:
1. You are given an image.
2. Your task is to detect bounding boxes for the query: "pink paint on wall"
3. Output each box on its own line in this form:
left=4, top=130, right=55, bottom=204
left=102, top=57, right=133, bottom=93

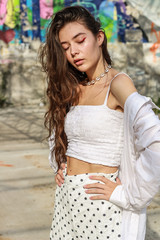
left=0, top=0, right=8, bottom=25
left=40, top=0, right=53, bottom=19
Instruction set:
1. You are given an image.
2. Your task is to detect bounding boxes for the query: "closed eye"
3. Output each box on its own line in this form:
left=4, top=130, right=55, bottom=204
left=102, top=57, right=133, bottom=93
left=62, top=37, right=86, bottom=51
left=63, top=47, right=69, bottom=51
left=78, top=37, right=86, bottom=43
left=62, top=45, right=69, bottom=51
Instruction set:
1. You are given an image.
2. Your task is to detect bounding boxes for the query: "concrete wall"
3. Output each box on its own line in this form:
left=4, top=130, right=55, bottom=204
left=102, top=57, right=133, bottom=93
left=0, top=39, right=160, bottom=106
left=109, top=41, right=160, bottom=101
left=0, top=42, right=46, bottom=106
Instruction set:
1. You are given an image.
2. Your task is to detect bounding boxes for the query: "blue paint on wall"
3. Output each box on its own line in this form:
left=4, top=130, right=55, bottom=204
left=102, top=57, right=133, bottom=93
left=32, top=0, right=41, bottom=39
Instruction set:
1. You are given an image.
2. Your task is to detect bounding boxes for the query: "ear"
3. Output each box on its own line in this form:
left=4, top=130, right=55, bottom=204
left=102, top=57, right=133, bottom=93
left=97, top=30, right=105, bottom=47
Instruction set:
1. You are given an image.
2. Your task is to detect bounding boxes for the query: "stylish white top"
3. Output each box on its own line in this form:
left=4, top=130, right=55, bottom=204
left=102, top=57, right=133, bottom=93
left=64, top=73, right=124, bottom=166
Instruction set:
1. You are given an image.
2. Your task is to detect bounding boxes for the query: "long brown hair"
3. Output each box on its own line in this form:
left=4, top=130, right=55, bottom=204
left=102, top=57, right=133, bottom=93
left=39, top=6, right=112, bottom=171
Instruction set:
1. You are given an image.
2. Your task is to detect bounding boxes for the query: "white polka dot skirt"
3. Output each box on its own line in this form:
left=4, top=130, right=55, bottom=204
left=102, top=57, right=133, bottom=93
left=50, top=169, right=122, bottom=240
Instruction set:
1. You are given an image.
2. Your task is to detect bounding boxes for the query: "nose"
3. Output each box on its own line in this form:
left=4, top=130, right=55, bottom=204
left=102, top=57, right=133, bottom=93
left=70, top=44, right=79, bottom=57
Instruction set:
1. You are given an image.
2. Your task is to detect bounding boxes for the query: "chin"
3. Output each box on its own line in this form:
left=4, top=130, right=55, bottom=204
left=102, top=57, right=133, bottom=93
left=75, top=65, right=88, bottom=73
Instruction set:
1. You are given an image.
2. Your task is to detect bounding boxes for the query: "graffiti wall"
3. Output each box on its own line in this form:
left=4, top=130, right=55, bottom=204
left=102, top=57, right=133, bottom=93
left=0, top=0, right=159, bottom=43
left=0, top=0, right=160, bottom=105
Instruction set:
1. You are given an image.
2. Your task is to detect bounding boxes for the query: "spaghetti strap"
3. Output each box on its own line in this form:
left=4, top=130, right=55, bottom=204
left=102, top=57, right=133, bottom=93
left=103, top=72, right=127, bottom=106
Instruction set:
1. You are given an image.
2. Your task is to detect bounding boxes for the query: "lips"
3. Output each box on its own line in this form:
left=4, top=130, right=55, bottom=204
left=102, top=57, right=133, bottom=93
left=74, top=59, right=84, bottom=66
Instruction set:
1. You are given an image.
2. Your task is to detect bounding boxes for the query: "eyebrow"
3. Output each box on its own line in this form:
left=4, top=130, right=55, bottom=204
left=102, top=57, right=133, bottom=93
left=60, top=32, right=86, bottom=45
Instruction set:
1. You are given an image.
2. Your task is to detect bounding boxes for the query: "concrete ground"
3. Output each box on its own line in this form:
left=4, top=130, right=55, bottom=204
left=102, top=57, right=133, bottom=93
left=0, top=106, right=159, bottom=240
left=0, top=106, right=55, bottom=240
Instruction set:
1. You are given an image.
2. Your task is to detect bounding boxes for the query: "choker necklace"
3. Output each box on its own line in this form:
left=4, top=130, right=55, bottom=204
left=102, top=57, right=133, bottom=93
left=85, top=65, right=112, bottom=86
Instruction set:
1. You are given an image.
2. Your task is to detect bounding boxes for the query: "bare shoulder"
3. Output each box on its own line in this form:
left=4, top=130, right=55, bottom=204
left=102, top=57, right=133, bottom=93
left=110, top=73, right=137, bottom=108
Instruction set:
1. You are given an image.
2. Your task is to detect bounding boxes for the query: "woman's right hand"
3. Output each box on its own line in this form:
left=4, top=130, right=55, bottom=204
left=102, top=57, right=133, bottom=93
left=55, top=163, right=66, bottom=187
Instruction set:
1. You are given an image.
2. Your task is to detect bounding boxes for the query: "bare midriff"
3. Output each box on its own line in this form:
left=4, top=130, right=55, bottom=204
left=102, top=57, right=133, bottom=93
left=66, top=156, right=119, bottom=175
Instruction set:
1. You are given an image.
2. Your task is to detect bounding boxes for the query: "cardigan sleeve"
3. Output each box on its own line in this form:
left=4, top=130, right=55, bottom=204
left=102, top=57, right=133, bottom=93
left=48, top=130, right=58, bottom=174
left=110, top=100, right=160, bottom=211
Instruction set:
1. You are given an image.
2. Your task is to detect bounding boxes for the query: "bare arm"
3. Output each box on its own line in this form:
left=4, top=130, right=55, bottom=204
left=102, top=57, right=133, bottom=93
left=110, top=74, right=137, bottom=109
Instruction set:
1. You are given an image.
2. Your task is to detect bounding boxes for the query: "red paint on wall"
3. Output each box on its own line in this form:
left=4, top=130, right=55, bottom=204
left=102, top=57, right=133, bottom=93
left=0, top=29, right=15, bottom=44
left=150, top=22, right=160, bottom=62
left=0, top=161, right=13, bottom=167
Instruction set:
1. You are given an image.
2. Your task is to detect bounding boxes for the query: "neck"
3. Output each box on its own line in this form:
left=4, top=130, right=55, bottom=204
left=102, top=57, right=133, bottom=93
left=84, top=64, right=111, bottom=86
left=86, top=57, right=106, bottom=81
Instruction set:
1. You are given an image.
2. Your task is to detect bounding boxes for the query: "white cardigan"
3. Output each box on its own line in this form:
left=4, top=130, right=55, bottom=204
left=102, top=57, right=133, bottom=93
left=49, top=92, right=160, bottom=240
left=109, top=92, right=160, bottom=240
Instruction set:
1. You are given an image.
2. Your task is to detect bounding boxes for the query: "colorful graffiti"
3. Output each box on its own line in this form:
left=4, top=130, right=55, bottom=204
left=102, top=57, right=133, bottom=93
left=0, top=0, right=159, bottom=45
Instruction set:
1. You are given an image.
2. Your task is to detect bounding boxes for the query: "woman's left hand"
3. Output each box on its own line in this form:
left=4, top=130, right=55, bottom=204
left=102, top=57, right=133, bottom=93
left=83, top=175, right=121, bottom=201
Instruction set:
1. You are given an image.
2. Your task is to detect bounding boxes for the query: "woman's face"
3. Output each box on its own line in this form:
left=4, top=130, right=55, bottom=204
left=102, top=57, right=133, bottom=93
left=59, top=21, right=104, bottom=75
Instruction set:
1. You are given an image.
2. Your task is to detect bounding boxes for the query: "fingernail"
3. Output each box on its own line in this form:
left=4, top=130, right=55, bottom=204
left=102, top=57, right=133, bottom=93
left=85, top=190, right=88, bottom=193
left=83, top=185, right=86, bottom=188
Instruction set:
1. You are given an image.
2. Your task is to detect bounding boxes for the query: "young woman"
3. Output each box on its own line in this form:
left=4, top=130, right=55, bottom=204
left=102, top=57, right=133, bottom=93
left=39, top=6, right=160, bottom=240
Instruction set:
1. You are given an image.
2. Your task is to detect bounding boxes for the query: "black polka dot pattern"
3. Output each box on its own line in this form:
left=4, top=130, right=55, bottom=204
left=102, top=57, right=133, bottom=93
left=50, top=168, right=122, bottom=239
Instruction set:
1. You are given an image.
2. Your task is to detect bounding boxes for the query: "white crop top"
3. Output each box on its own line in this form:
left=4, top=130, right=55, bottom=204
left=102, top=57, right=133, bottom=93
left=64, top=73, right=124, bottom=167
